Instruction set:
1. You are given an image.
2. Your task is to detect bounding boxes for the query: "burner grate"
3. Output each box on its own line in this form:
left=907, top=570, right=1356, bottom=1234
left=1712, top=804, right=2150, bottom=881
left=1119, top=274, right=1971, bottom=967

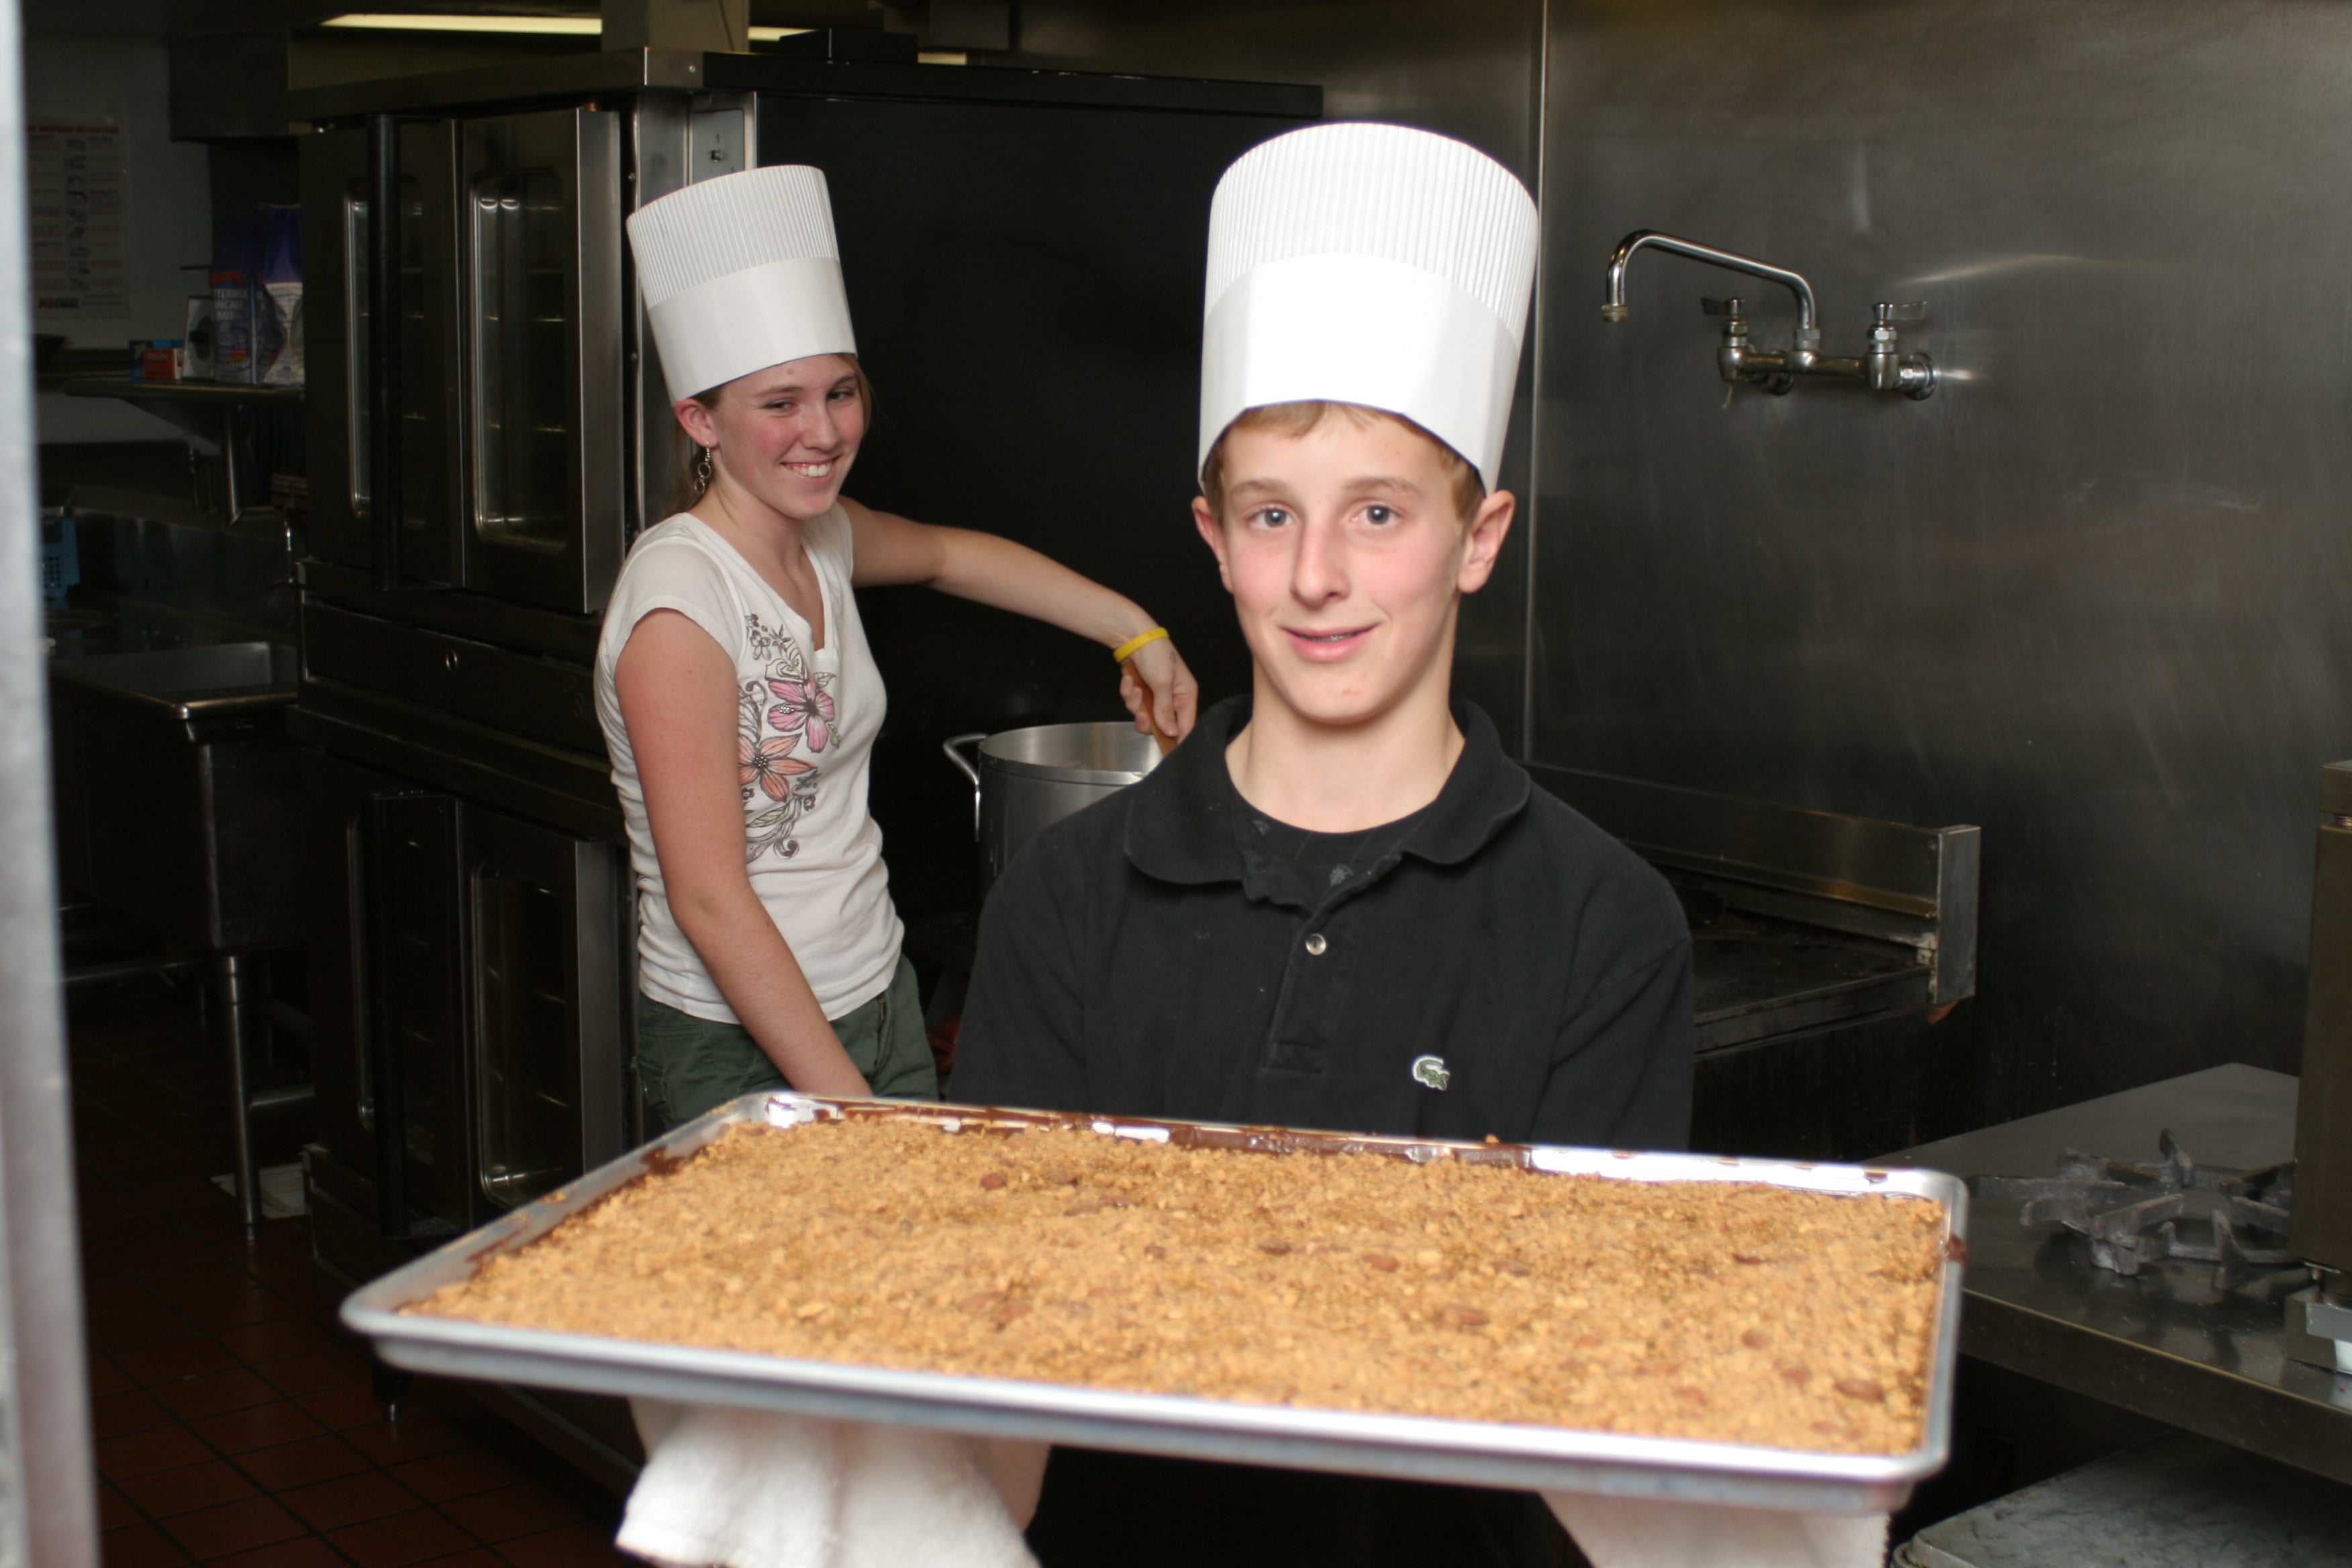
left=1973, top=1129, right=2296, bottom=1277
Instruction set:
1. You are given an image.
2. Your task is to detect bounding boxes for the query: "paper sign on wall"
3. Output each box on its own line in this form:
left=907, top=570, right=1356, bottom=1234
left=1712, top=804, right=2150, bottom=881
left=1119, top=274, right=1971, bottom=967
left=28, top=103, right=128, bottom=324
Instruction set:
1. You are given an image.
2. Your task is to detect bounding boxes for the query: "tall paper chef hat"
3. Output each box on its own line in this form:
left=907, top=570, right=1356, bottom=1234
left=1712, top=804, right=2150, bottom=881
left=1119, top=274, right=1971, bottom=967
left=628, top=165, right=856, bottom=401
left=1199, top=124, right=1538, bottom=494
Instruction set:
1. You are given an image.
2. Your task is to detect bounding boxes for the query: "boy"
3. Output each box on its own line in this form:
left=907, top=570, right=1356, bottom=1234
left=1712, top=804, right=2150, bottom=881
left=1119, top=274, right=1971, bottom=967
left=954, top=124, right=1694, bottom=1567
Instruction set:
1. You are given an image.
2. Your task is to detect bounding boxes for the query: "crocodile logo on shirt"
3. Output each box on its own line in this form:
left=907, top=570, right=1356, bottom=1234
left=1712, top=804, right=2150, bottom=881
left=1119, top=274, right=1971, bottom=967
left=1411, top=1055, right=1451, bottom=1091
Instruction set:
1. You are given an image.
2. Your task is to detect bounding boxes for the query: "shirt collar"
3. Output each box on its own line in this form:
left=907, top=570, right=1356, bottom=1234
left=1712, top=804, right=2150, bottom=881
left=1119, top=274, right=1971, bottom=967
left=1122, top=695, right=1532, bottom=887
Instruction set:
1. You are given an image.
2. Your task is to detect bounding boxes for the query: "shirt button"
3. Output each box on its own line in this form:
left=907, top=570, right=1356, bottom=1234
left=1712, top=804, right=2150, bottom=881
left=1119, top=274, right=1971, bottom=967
left=1304, top=933, right=1328, bottom=956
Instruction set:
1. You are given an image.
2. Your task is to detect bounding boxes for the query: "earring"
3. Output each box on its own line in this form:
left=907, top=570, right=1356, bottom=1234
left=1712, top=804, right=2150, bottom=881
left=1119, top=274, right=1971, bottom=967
left=695, top=445, right=714, bottom=490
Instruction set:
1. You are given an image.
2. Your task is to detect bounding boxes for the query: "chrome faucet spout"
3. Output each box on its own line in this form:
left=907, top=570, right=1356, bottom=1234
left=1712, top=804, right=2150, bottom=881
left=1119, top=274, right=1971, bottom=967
left=1604, top=230, right=1819, bottom=334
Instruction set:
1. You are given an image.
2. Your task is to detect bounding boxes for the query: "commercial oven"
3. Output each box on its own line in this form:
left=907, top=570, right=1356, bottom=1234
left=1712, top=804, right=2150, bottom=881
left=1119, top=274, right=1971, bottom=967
left=302, top=109, right=624, bottom=611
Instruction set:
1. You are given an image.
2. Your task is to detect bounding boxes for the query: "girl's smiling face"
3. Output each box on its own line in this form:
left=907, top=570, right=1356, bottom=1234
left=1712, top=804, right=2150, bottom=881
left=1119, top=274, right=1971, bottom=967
left=679, top=354, right=867, bottom=522
left=1193, top=408, right=1513, bottom=732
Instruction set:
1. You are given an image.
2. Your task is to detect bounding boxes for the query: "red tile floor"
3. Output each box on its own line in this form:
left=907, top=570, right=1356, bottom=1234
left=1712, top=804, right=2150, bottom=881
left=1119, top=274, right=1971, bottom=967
left=72, top=979, right=636, bottom=1568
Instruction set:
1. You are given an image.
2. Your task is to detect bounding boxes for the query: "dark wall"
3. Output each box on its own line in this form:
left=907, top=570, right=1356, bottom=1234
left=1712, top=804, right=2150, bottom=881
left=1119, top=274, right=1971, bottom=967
left=765, top=93, right=1312, bottom=920
left=1530, top=0, right=2351, bottom=1126
left=823, top=3, right=1554, bottom=921
left=205, top=138, right=297, bottom=238
left=1003, top=0, right=1549, bottom=750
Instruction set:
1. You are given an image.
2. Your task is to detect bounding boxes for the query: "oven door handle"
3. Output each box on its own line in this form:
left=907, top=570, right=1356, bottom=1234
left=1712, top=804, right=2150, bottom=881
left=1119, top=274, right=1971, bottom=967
left=358, top=793, right=408, bottom=1236
left=366, top=113, right=403, bottom=591
left=467, top=859, right=501, bottom=1210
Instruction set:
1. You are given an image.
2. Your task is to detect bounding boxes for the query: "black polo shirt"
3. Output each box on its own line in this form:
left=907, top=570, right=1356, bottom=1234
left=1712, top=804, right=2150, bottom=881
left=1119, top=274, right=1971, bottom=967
left=955, top=696, right=1694, bottom=1148
left=954, top=697, right=1693, bottom=1568
left=954, top=697, right=1694, bottom=1568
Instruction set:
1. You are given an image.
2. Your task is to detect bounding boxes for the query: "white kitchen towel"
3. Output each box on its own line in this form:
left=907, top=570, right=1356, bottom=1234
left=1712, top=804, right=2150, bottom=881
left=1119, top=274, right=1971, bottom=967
left=1545, top=1493, right=1889, bottom=1568
left=618, top=1400, right=1038, bottom=1568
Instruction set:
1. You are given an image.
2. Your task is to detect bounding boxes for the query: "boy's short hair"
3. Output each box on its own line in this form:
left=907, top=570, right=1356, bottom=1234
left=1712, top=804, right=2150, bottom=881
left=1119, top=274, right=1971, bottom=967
left=1197, top=401, right=1485, bottom=526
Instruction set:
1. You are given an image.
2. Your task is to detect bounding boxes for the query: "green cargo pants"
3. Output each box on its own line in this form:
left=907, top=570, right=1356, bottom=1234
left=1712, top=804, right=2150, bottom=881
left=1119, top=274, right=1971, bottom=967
left=633, top=954, right=938, bottom=1134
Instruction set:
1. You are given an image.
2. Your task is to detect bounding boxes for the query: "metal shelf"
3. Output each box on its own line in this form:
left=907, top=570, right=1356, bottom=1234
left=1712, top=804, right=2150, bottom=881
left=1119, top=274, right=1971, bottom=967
left=62, top=376, right=305, bottom=407
left=57, top=380, right=304, bottom=530
left=64, top=485, right=295, bottom=545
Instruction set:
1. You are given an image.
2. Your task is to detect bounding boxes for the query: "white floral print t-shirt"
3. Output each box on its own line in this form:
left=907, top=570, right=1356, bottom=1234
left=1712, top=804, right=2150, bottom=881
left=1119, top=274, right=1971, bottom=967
left=594, top=507, right=901, bottom=1022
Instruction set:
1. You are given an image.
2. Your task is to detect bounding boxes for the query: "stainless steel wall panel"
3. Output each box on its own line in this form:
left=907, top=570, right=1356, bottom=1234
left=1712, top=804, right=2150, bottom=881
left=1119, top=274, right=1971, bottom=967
left=1530, top=0, right=2352, bottom=1122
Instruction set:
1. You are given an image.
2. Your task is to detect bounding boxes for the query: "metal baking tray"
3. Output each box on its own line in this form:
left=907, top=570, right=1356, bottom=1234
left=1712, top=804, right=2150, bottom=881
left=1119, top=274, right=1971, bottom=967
left=344, top=1094, right=1967, bottom=1514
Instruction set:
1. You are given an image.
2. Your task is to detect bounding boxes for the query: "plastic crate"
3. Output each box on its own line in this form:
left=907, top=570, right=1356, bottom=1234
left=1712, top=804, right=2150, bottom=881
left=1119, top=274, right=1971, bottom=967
left=38, top=512, right=77, bottom=609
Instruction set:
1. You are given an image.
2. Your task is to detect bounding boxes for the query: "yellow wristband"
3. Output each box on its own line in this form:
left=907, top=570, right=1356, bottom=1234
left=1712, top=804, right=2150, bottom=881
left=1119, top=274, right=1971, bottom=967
left=1112, top=626, right=1170, bottom=665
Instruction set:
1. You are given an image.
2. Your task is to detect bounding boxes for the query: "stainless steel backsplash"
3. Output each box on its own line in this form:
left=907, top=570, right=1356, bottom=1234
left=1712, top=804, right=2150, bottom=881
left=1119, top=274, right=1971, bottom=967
left=1534, top=0, right=2348, bottom=1122
left=1015, top=0, right=2340, bottom=1126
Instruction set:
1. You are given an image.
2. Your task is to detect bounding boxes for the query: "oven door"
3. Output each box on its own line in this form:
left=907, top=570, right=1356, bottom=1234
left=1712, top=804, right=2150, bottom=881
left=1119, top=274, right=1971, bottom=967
left=304, top=759, right=631, bottom=1248
left=460, top=108, right=625, bottom=615
left=301, top=121, right=466, bottom=586
left=462, top=803, right=630, bottom=1214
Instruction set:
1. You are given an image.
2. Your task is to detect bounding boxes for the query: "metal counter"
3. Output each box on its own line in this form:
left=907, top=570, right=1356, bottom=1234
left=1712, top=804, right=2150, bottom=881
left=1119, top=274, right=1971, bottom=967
left=1879, top=1065, right=2352, bottom=1483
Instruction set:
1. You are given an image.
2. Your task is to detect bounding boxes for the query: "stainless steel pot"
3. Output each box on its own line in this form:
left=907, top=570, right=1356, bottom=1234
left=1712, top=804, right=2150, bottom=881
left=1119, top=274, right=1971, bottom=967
left=944, top=722, right=1163, bottom=891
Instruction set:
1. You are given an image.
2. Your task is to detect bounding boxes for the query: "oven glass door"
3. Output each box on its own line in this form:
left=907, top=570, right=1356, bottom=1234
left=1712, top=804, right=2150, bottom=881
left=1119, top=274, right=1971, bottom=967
left=300, top=122, right=464, bottom=585
left=462, top=804, right=627, bottom=1212
left=461, top=109, right=624, bottom=614
left=302, top=750, right=394, bottom=1191
left=374, top=790, right=470, bottom=1240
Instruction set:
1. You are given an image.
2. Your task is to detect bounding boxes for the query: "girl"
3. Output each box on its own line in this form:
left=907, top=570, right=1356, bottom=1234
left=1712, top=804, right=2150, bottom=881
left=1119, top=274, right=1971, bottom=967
left=597, top=163, right=1195, bottom=1129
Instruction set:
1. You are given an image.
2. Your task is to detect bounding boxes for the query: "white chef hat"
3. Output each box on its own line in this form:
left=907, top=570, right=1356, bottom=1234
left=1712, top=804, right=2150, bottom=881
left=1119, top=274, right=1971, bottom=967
left=628, top=165, right=857, bottom=401
left=1199, top=123, right=1538, bottom=494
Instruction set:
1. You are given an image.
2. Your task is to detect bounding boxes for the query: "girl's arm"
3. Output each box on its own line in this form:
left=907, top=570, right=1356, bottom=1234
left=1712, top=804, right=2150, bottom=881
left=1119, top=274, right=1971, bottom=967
left=614, top=609, right=873, bottom=1097
left=842, top=498, right=1199, bottom=742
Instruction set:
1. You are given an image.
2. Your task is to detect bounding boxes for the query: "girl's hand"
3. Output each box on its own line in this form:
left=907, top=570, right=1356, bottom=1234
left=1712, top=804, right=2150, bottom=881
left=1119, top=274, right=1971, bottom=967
left=1119, top=635, right=1199, bottom=744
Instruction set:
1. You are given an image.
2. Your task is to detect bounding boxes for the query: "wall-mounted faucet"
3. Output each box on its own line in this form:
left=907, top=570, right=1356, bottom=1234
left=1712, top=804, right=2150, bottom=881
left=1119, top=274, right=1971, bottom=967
left=1603, top=230, right=1937, bottom=401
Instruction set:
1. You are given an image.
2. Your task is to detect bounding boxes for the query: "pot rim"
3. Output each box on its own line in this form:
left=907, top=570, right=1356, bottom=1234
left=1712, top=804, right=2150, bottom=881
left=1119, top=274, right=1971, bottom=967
left=979, top=720, right=1163, bottom=787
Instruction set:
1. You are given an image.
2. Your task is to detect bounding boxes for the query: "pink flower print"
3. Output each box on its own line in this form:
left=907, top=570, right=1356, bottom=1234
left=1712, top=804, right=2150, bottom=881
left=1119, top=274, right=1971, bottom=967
left=740, top=734, right=816, bottom=800
left=767, top=674, right=836, bottom=753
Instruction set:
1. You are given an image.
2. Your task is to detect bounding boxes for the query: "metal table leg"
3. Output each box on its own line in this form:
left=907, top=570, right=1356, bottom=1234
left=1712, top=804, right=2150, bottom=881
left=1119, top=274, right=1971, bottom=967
left=373, top=1359, right=413, bottom=1423
left=217, top=950, right=259, bottom=1237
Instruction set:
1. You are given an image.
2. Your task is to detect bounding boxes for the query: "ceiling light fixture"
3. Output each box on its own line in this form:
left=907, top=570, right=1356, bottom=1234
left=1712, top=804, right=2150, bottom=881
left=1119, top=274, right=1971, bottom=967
left=319, top=13, right=601, bottom=33
left=317, top=15, right=810, bottom=39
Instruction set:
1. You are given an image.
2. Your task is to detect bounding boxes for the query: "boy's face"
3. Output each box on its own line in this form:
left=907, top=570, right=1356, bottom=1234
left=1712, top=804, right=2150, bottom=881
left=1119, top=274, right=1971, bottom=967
left=1193, top=411, right=1513, bottom=732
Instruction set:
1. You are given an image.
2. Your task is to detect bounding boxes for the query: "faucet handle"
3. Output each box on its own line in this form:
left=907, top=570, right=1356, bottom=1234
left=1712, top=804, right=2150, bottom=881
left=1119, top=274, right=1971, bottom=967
left=1701, top=296, right=1747, bottom=317
left=1873, top=301, right=1928, bottom=326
